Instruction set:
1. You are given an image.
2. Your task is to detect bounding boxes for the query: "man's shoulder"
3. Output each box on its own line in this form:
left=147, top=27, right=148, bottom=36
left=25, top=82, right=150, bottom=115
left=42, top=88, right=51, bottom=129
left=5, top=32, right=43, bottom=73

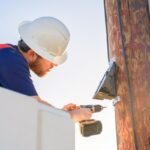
left=0, top=44, right=17, bottom=56
left=0, top=43, right=30, bottom=78
left=0, top=44, right=27, bottom=65
left=0, top=44, right=13, bottom=49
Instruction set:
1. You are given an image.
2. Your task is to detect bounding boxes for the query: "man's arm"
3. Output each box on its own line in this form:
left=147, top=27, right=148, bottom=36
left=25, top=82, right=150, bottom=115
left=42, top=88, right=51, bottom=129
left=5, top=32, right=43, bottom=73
left=32, top=96, right=54, bottom=107
left=32, top=97, right=92, bottom=122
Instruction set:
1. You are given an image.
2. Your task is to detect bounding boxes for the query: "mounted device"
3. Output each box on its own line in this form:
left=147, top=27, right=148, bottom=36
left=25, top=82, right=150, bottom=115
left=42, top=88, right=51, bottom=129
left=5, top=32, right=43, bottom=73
left=93, top=60, right=117, bottom=100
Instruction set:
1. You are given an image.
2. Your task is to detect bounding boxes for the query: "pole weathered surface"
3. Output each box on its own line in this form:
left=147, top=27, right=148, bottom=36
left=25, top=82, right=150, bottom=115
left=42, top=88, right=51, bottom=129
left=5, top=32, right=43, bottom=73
left=104, top=0, right=150, bottom=149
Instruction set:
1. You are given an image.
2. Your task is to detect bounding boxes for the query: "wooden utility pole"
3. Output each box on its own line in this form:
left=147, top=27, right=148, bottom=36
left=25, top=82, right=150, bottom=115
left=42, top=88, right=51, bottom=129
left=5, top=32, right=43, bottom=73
left=104, top=0, right=150, bottom=149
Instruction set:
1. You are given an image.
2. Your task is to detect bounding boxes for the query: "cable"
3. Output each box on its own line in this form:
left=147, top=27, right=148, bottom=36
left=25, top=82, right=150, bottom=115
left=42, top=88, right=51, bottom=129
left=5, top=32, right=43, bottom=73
left=116, top=0, right=138, bottom=149
left=103, top=0, right=110, bottom=62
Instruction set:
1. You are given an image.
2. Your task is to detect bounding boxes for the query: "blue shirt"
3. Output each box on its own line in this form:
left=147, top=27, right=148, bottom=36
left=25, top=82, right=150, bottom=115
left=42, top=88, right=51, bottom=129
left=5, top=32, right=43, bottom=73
left=0, top=44, right=38, bottom=96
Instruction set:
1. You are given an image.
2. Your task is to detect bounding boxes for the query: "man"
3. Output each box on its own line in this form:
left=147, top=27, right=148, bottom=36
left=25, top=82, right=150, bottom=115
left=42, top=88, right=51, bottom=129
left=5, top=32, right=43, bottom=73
left=0, top=17, right=92, bottom=122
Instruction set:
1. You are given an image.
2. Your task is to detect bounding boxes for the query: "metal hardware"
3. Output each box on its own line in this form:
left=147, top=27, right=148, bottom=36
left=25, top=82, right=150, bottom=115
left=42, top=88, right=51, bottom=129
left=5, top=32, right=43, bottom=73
left=113, top=96, right=120, bottom=106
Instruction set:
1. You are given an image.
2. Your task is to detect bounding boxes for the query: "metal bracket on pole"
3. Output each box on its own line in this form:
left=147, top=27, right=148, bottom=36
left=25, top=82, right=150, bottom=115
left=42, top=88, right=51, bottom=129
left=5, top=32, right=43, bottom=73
left=112, top=96, right=120, bottom=106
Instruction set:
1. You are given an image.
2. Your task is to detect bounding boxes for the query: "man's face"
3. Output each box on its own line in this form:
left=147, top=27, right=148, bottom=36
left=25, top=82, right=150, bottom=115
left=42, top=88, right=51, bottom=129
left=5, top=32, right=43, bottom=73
left=29, top=56, right=57, bottom=77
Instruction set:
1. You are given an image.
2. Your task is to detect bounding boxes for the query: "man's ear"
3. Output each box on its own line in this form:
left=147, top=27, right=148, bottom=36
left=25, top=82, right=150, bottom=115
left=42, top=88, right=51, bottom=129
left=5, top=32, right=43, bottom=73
left=27, top=50, right=38, bottom=62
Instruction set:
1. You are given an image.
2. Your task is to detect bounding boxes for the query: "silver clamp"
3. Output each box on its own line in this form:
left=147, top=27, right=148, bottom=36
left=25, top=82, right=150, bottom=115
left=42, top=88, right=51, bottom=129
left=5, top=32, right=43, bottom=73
left=113, top=96, right=120, bottom=106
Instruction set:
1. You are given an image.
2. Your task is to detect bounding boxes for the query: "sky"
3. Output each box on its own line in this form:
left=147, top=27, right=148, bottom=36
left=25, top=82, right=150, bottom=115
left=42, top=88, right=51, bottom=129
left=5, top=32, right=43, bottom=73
left=0, top=0, right=117, bottom=149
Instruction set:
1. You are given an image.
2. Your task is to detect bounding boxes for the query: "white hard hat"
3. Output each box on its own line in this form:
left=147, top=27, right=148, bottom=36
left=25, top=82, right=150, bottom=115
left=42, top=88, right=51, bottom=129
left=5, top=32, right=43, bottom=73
left=18, top=17, right=70, bottom=65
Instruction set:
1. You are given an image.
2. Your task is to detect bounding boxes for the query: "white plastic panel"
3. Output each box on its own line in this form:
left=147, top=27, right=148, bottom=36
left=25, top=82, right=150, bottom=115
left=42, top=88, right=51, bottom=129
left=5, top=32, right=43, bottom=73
left=0, top=88, right=75, bottom=150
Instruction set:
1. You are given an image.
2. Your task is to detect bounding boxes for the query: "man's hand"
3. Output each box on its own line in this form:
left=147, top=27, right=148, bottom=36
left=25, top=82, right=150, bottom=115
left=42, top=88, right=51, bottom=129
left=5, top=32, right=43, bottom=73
left=68, top=108, right=92, bottom=122
left=62, top=103, right=80, bottom=111
left=62, top=103, right=92, bottom=122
